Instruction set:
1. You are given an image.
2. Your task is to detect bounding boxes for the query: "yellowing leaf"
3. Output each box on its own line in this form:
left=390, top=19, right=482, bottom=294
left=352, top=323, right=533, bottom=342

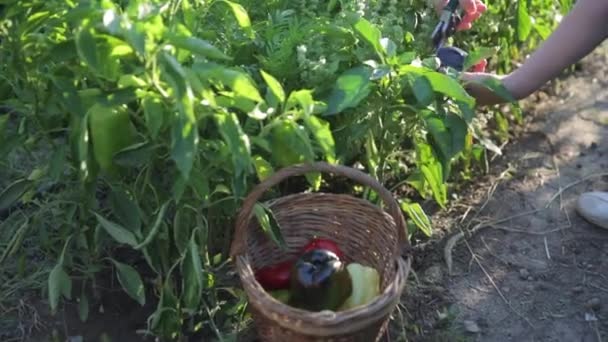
left=400, top=201, right=432, bottom=237
left=218, top=0, right=254, bottom=38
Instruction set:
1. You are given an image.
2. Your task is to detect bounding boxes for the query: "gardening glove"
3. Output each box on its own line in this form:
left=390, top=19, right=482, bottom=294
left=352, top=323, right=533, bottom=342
left=433, top=0, right=487, bottom=31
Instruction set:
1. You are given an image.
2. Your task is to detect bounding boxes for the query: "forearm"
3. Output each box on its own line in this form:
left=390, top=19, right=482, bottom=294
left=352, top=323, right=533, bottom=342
left=504, top=0, right=608, bottom=100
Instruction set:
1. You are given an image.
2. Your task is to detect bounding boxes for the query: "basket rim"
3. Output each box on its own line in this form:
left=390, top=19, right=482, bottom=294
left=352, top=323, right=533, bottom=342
left=235, top=254, right=411, bottom=337
left=230, top=162, right=410, bottom=259
left=238, top=191, right=403, bottom=257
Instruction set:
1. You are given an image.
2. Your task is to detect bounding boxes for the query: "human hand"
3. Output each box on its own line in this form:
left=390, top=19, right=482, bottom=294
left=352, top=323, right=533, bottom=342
left=433, top=0, right=487, bottom=31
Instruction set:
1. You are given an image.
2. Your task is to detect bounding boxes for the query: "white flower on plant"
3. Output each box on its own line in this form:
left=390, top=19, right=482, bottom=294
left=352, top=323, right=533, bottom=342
left=297, top=44, right=308, bottom=63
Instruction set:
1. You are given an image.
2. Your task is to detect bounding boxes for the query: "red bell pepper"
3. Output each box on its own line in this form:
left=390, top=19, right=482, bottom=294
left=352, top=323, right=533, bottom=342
left=302, top=238, right=345, bottom=259
left=471, top=59, right=488, bottom=73
left=255, top=259, right=293, bottom=290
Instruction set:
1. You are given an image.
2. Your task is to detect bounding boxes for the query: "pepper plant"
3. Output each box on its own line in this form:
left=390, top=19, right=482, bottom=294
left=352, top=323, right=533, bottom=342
left=0, top=0, right=566, bottom=340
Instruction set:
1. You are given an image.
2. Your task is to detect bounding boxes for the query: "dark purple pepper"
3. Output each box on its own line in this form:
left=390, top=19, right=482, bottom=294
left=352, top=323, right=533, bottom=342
left=437, top=46, right=468, bottom=72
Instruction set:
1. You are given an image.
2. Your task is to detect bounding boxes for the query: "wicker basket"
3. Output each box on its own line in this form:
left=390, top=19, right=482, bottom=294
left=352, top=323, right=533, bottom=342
left=230, top=162, right=412, bottom=342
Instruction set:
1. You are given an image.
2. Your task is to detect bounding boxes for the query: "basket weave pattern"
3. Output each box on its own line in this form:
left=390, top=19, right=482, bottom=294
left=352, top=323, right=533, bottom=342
left=231, top=163, right=412, bottom=342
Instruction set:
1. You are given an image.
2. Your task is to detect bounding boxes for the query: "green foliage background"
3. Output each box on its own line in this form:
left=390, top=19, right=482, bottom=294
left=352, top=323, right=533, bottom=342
left=0, top=0, right=567, bottom=340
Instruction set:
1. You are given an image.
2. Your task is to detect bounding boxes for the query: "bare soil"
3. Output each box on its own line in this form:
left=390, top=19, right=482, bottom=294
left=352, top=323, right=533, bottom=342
left=400, top=45, right=608, bottom=341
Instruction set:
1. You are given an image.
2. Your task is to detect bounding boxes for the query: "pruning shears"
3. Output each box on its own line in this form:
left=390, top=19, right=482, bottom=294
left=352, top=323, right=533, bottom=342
left=431, top=0, right=468, bottom=72
left=431, top=0, right=463, bottom=50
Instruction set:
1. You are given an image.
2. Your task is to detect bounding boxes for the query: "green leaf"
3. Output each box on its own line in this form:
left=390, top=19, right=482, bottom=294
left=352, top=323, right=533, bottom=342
left=517, top=0, right=532, bottom=42
left=218, top=0, right=254, bottom=38
left=150, top=280, right=181, bottom=336
left=0, top=179, right=33, bottom=211
left=472, top=144, right=486, bottom=163
left=468, top=76, right=516, bottom=103
left=350, top=16, right=384, bottom=59
left=94, top=212, right=139, bottom=247
left=494, top=110, right=510, bottom=141
left=79, top=294, right=89, bottom=322
left=260, top=70, right=286, bottom=109
left=270, top=120, right=315, bottom=166
left=101, top=8, right=120, bottom=34
left=182, top=0, right=196, bottom=29
left=126, top=25, right=147, bottom=57
left=424, top=113, right=468, bottom=162
left=170, top=36, right=232, bottom=61
left=171, top=114, right=198, bottom=181
left=457, top=101, right=475, bottom=123
left=252, top=155, right=274, bottom=181
left=413, top=76, right=434, bottom=107
left=251, top=136, right=271, bottom=153
left=421, top=56, right=441, bottom=71
left=162, top=53, right=196, bottom=133
left=118, top=74, right=148, bottom=88
left=110, top=259, right=146, bottom=306
left=48, top=264, right=72, bottom=312
left=214, top=112, right=251, bottom=196
left=189, top=168, right=210, bottom=202
left=134, top=202, right=169, bottom=250
left=172, top=174, right=188, bottom=203
left=324, top=66, right=373, bottom=116
left=512, top=104, right=524, bottom=125
left=472, top=126, right=503, bottom=156
left=365, top=132, right=379, bottom=180
left=533, top=23, right=552, bottom=40
left=286, top=89, right=315, bottom=116
left=400, top=202, right=432, bottom=237
left=421, top=163, right=446, bottom=207
left=559, top=0, right=573, bottom=14
left=109, top=188, right=142, bottom=235
left=397, top=51, right=417, bottom=65
left=181, top=233, right=204, bottom=310
left=113, top=142, right=154, bottom=167
left=380, top=37, right=397, bottom=58
left=196, top=63, right=263, bottom=103
left=304, top=116, right=336, bottom=163
left=400, top=66, right=474, bottom=107
left=75, top=25, right=98, bottom=71
left=417, top=142, right=447, bottom=207
left=253, top=203, right=287, bottom=250
left=49, top=146, right=67, bottom=181
left=0, top=115, right=8, bottom=141
left=160, top=52, right=188, bottom=98
left=173, top=206, right=193, bottom=254
left=0, top=135, right=19, bottom=158
left=463, top=47, right=497, bottom=71
left=216, top=95, right=257, bottom=114
left=406, top=171, right=427, bottom=198
left=421, top=74, right=472, bottom=106
left=142, top=95, right=165, bottom=139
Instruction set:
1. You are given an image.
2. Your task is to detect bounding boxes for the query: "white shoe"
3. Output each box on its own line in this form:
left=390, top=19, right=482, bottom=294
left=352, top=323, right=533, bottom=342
left=576, top=191, right=608, bottom=230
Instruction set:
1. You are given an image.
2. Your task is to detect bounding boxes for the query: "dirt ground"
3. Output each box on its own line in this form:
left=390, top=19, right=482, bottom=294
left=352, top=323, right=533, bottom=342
left=401, top=45, right=608, bottom=341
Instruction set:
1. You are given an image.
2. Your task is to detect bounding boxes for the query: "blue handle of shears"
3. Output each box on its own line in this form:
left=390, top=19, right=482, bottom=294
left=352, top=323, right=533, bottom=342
left=445, top=0, right=460, bottom=13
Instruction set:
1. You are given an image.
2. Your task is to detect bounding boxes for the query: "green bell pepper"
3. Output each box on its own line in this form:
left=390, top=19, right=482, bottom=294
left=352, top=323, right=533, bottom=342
left=288, top=249, right=352, bottom=312
left=339, top=263, right=380, bottom=311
